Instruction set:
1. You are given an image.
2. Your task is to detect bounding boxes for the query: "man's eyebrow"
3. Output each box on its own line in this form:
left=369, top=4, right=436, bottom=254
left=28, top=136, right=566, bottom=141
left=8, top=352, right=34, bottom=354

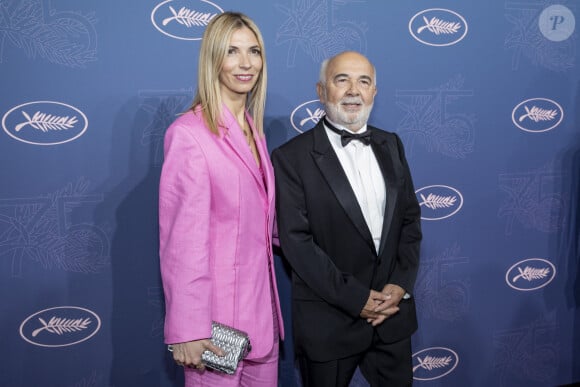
left=332, top=73, right=349, bottom=80
left=332, top=73, right=373, bottom=81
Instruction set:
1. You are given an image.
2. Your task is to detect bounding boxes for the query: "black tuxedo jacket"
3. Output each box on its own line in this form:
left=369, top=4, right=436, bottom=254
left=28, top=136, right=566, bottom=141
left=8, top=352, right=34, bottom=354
left=272, top=121, right=422, bottom=362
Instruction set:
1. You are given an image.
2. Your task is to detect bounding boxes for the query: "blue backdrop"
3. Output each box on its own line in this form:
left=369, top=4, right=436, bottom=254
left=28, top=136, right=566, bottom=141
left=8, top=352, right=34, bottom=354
left=1, top=1, right=579, bottom=386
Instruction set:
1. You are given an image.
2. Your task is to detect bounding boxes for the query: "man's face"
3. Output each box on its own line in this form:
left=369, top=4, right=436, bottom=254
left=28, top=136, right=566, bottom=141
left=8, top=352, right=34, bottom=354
left=317, top=52, right=377, bottom=132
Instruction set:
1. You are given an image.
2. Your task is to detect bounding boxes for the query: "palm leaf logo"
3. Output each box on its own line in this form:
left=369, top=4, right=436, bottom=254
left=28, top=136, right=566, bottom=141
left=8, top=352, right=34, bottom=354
left=518, top=106, right=558, bottom=123
left=419, top=193, right=457, bottom=210
left=162, top=6, right=215, bottom=27
left=15, top=111, right=78, bottom=132
left=31, top=316, right=91, bottom=337
left=512, top=266, right=550, bottom=282
left=417, top=16, right=461, bottom=35
left=413, top=355, right=452, bottom=372
left=299, top=108, right=325, bottom=127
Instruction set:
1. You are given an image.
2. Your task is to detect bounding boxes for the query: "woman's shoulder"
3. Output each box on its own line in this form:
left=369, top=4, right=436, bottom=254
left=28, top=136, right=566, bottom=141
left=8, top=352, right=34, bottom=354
left=166, top=109, right=209, bottom=139
left=169, top=109, right=202, bottom=128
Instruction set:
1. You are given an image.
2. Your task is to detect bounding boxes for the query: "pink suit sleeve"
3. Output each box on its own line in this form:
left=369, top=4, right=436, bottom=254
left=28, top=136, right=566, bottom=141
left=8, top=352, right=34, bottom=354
left=159, top=122, right=213, bottom=344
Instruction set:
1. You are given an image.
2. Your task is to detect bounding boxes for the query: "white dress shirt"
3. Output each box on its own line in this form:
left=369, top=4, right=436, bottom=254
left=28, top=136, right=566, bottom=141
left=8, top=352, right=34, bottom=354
left=323, top=119, right=386, bottom=253
left=324, top=119, right=411, bottom=299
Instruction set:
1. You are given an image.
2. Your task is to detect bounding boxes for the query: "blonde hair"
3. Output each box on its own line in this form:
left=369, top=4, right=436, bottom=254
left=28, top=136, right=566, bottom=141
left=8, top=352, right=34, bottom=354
left=190, top=12, right=267, bottom=136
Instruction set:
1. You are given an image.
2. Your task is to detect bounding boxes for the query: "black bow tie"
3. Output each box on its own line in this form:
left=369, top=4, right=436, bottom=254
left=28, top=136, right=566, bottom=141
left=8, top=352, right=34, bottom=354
left=323, top=118, right=371, bottom=147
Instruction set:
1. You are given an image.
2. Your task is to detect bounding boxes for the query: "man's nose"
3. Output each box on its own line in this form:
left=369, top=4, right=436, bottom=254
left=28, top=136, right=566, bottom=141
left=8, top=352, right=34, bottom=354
left=346, top=80, right=360, bottom=95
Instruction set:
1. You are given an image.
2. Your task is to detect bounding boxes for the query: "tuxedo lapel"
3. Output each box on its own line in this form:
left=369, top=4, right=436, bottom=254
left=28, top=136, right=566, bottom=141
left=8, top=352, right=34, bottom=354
left=370, top=129, right=399, bottom=257
left=310, top=122, right=374, bottom=248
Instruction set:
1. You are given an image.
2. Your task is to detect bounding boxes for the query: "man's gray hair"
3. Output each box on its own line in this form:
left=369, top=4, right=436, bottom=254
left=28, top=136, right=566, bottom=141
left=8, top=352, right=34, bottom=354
left=319, top=58, right=330, bottom=85
left=318, top=55, right=377, bottom=86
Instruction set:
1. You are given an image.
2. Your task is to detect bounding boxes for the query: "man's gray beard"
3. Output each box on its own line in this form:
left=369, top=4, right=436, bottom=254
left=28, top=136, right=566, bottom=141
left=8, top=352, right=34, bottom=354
left=324, top=101, right=373, bottom=130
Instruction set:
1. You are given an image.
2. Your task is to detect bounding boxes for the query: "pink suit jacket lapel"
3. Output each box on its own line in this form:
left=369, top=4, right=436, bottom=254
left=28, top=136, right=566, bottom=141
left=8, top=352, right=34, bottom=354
left=220, top=106, right=266, bottom=197
left=254, top=127, right=275, bottom=208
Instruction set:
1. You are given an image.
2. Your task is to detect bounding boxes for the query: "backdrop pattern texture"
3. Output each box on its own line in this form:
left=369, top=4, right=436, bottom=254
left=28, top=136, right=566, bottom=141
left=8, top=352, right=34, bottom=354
left=0, top=1, right=578, bottom=386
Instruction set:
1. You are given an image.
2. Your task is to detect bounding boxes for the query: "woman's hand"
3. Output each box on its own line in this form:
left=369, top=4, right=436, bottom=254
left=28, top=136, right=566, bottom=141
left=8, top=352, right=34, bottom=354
left=172, top=339, right=225, bottom=371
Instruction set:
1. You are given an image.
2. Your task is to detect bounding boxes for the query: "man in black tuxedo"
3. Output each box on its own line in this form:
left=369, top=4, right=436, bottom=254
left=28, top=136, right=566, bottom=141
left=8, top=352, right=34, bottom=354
left=272, top=51, right=422, bottom=387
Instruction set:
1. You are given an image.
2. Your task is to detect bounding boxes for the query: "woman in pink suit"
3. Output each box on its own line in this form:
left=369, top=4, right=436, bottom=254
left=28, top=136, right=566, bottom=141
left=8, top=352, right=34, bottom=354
left=159, top=12, right=284, bottom=386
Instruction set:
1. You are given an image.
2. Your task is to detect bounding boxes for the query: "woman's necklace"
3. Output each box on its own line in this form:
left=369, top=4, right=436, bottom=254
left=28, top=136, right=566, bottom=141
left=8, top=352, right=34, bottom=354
left=241, top=120, right=252, bottom=145
left=242, top=126, right=251, bottom=144
left=241, top=119, right=260, bottom=166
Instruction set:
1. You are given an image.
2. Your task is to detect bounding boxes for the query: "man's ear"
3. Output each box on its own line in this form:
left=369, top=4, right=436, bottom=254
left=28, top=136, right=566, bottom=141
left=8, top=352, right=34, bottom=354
left=316, top=82, right=326, bottom=103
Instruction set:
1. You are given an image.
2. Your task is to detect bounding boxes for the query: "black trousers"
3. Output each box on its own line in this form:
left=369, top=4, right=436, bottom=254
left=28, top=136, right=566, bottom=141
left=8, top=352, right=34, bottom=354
left=298, top=334, right=412, bottom=387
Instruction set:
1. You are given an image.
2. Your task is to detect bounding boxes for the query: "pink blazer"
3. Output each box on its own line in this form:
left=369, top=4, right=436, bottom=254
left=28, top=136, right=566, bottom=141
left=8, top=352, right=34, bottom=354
left=159, top=105, right=284, bottom=359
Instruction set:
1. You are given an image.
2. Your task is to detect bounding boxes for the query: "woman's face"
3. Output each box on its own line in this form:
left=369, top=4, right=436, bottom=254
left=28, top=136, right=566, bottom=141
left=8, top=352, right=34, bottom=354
left=219, top=26, right=263, bottom=101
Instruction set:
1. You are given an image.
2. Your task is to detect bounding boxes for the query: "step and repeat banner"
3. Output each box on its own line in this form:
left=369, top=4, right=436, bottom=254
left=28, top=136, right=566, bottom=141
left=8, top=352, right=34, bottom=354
left=1, top=1, right=578, bottom=386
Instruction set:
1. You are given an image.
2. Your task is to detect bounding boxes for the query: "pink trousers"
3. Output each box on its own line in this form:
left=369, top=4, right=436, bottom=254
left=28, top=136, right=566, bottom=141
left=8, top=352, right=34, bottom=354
left=184, top=284, right=280, bottom=386
left=184, top=344, right=279, bottom=387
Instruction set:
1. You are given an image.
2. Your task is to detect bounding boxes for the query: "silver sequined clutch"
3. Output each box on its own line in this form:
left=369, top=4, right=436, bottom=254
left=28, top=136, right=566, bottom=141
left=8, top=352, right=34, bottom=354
left=167, top=321, right=252, bottom=375
left=202, top=321, right=252, bottom=374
